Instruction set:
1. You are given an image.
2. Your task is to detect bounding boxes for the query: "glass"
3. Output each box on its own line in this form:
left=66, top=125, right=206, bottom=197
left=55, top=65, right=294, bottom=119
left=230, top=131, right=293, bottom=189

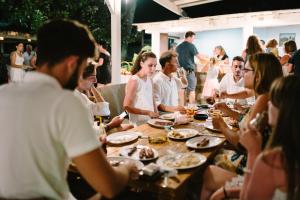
left=242, top=68, right=254, bottom=73
left=186, top=103, right=197, bottom=117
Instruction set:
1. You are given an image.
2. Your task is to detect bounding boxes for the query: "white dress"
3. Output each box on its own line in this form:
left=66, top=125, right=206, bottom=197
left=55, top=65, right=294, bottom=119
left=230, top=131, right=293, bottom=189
left=10, top=52, right=25, bottom=82
left=202, top=65, right=220, bottom=97
left=127, top=75, right=154, bottom=126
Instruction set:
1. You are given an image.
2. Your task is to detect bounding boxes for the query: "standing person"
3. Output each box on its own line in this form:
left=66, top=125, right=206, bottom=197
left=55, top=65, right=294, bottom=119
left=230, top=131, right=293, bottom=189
left=23, top=44, right=34, bottom=66
left=265, top=38, right=279, bottom=58
left=280, top=40, right=297, bottom=75
left=123, top=51, right=159, bottom=126
left=287, top=48, right=300, bottom=75
left=10, top=42, right=25, bottom=82
left=242, top=35, right=264, bottom=62
left=214, top=45, right=229, bottom=65
left=0, top=19, right=137, bottom=199
left=176, top=31, right=208, bottom=104
left=153, top=50, right=186, bottom=113
left=96, top=40, right=111, bottom=87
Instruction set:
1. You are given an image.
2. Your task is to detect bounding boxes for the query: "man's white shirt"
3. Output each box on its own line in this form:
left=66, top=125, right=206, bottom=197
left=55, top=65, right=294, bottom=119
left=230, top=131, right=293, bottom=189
left=153, top=71, right=181, bottom=107
left=0, top=72, right=100, bottom=199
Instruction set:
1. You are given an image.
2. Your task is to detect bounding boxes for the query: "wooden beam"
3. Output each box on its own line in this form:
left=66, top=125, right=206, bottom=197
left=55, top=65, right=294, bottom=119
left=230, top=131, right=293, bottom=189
left=153, top=0, right=184, bottom=16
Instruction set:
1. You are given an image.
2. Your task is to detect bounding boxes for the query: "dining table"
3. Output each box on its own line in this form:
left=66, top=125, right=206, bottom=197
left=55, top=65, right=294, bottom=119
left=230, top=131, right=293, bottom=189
left=106, top=118, right=228, bottom=200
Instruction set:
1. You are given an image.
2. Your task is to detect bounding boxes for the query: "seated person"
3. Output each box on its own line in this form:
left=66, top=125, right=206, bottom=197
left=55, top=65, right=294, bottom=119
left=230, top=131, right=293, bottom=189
left=219, top=56, right=247, bottom=105
left=153, top=50, right=186, bottom=113
left=75, top=63, right=133, bottom=133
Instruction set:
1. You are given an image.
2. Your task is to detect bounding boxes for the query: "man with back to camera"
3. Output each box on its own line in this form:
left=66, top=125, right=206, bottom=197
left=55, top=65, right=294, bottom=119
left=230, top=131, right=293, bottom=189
left=0, top=19, right=137, bottom=199
left=176, top=31, right=208, bottom=104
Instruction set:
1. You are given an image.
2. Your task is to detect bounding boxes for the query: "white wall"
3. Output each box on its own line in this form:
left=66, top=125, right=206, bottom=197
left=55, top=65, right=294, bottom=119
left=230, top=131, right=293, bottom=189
left=254, top=25, right=300, bottom=56
left=194, top=28, right=243, bottom=60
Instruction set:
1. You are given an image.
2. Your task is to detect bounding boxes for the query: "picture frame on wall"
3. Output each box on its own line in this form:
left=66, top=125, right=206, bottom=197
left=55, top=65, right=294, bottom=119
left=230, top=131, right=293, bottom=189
left=279, top=33, right=296, bottom=46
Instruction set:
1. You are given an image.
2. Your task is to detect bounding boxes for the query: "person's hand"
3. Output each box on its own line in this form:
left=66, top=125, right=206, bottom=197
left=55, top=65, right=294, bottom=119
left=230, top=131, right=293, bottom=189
left=214, top=102, right=231, bottom=116
left=219, top=91, right=228, bottom=99
left=212, top=114, right=227, bottom=130
left=239, top=129, right=262, bottom=155
left=123, top=161, right=139, bottom=180
left=176, top=105, right=186, bottom=114
left=108, top=116, right=124, bottom=129
left=148, top=111, right=159, bottom=118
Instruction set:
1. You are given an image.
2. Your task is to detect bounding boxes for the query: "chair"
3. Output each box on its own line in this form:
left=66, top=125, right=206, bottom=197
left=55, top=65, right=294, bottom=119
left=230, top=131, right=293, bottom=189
left=98, top=83, right=126, bottom=118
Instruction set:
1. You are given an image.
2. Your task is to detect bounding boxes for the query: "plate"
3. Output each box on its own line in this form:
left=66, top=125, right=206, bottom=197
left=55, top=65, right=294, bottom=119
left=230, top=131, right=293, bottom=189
left=107, top=156, right=144, bottom=170
left=186, top=136, right=224, bottom=149
left=204, top=121, right=221, bottom=132
left=106, top=131, right=139, bottom=145
left=159, top=113, right=175, bottom=120
left=147, top=119, right=175, bottom=128
left=156, top=152, right=206, bottom=170
left=167, top=128, right=198, bottom=140
left=120, top=145, right=159, bottom=161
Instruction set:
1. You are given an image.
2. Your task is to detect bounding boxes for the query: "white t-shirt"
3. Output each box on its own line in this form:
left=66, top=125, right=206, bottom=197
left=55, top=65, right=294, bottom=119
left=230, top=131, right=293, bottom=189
left=0, top=72, right=100, bottom=199
left=153, top=71, right=181, bottom=107
left=219, top=73, right=247, bottom=104
left=23, top=51, right=34, bottom=66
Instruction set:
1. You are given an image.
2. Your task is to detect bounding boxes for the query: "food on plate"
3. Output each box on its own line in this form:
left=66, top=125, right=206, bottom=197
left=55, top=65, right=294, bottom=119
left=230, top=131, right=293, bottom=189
left=169, top=130, right=185, bottom=138
left=139, top=147, right=154, bottom=159
left=160, top=113, right=174, bottom=120
left=163, top=153, right=201, bottom=168
left=154, top=121, right=174, bottom=126
left=228, top=119, right=239, bottom=128
left=196, top=137, right=210, bottom=147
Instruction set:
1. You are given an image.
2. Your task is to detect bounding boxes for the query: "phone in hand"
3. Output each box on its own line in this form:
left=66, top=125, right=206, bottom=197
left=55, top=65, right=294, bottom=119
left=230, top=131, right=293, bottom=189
left=119, top=111, right=128, bottom=119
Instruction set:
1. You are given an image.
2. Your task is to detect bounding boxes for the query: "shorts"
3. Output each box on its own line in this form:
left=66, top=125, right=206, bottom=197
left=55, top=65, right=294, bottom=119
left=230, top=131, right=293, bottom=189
left=186, top=70, right=196, bottom=93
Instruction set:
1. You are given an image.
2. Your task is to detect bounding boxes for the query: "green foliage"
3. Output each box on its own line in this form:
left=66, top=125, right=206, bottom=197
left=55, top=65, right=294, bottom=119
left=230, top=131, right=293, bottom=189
left=0, top=0, right=140, bottom=59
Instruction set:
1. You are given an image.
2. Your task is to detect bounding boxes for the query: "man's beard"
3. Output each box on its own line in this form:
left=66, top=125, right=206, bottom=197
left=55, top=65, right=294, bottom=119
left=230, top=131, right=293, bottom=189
left=64, top=65, right=80, bottom=90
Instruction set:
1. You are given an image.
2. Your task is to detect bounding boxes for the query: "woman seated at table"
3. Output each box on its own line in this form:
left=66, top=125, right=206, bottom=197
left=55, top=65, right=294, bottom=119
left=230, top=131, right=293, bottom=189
left=123, top=51, right=159, bottom=126
left=200, top=53, right=283, bottom=200
left=75, top=62, right=133, bottom=133
left=238, top=75, right=300, bottom=200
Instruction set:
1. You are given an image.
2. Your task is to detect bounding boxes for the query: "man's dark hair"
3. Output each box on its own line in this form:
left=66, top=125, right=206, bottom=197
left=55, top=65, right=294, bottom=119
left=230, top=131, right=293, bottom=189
left=232, top=56, right=244, bottom=63
left=185, top=31, right=195, bottom=38
left=36, top=19, right=96, bottom=68
left=159, top=51, right=178, bottom=68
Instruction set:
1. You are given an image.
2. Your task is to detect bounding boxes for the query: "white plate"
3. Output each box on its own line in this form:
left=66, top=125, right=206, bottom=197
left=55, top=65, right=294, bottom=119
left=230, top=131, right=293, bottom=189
left=107, top=156, right=144, bottom=170
left=167, top=128, right=198, bottom=140
left=204, top=121, right=221, bottom=132
left=156, top=152, right=206, bottom=170
left=147, top=119, right=175, bottom=128
left=159, top=113, right=175, bottom=120
left=186, top=136, right=223, bottom=149
left=106, top=131, right=139, bottom=145
left=120, top=145, right=159, bottom=161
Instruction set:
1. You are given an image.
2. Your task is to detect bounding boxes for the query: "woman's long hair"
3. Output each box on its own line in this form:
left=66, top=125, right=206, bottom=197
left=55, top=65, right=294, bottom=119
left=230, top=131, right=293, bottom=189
left=268, top=75, right=300, bottom=200
left=131, top=50, right=156, bottom=75
left=248, top=53, right=283, bottom=95
left=246, top=35, right=264, bottom=55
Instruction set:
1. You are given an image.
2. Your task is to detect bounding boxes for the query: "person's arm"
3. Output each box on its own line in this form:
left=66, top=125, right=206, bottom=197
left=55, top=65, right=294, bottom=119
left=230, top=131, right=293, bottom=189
left=73, top=148, right=136, bottom=198
left=158, top=104, right=186, bottom=113
left=123, top=78, right=158, bottom=117
left=242, top=50, right=247, bottom=62
left=214, top=102, right=242, bottom=120
left=196, top=53, right=210, bottom=63
left=90, top=86, right=105, bottom=102
left=220, top=89, right=255, bottom=100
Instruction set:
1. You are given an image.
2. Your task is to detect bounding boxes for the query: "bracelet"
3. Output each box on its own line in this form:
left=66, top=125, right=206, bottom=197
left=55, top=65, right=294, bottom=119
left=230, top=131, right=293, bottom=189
left=223, top=186, right=228, bottom=199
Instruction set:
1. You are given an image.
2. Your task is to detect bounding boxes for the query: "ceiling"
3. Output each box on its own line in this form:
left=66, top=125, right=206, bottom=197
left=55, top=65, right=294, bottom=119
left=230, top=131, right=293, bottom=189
left=133, top=0, right=300, bottom=23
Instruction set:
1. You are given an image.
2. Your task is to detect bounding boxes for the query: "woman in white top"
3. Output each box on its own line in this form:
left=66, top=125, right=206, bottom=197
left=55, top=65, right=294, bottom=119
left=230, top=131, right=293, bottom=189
left=10, top=43, right=25, bottom=82
left=202, top=57, right=222, bottom=98
left=123, top=51, right=159, bottom=126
